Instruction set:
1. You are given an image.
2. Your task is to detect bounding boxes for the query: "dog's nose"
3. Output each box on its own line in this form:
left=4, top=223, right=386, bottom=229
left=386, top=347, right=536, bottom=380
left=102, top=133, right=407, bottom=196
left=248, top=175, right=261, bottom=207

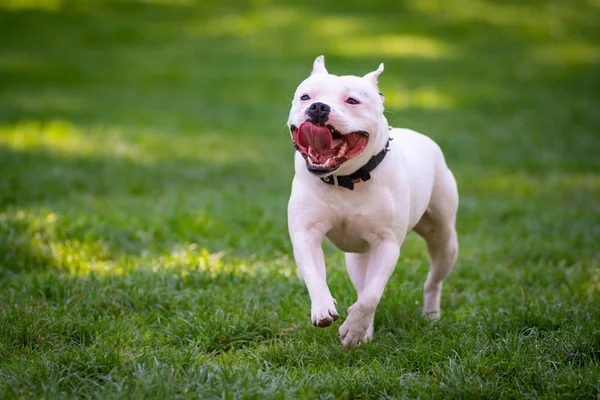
left=306, top=102, right=331, bottom=125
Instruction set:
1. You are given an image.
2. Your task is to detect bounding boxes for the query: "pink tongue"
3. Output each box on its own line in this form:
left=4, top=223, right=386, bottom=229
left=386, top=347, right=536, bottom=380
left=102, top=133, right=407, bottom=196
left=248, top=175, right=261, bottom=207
left=298, top=122, right=332, bottom=152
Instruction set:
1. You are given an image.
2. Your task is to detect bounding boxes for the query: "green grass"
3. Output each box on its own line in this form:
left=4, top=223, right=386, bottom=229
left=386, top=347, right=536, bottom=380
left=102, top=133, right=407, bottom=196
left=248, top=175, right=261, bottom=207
left=1, top=0, right=599, bottom=398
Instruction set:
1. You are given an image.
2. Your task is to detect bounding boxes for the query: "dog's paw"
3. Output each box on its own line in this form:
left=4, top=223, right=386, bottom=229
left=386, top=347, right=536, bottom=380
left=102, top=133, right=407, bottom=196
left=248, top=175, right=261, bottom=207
left=338, top=320, right=370, bottom=349
left=337, top=304, right=373, bottom=349
left=311, top=300, right=339, bottom=328
left=422, top=308, right=440, bottom=321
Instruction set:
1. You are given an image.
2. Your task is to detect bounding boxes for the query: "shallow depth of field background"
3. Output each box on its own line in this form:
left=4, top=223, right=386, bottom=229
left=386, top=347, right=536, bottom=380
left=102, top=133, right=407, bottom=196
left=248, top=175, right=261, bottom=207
left=1, top=0, right=599, bottom=398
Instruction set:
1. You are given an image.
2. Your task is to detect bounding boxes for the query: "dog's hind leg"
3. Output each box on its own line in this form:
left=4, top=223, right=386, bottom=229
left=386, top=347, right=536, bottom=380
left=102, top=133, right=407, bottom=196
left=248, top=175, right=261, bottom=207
left=414, top=167, right=459, bottom=320
left=345, top=252, right=375, bottom=341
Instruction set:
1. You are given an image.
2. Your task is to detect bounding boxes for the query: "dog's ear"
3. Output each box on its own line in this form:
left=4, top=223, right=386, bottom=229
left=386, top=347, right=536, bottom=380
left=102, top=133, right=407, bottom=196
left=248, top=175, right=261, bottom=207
left=311, top=55, right=328, bottom=76
left=363, top=63, right=384, bottom=87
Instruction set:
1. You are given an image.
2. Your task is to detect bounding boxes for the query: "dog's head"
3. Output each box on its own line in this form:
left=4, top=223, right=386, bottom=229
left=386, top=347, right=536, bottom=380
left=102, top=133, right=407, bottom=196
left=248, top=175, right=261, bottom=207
left=288, top=56, right=388, bottom=177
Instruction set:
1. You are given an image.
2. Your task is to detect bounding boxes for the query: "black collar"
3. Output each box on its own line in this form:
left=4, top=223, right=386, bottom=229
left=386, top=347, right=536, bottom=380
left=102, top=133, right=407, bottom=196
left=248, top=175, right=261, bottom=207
left=319, top=140, right=390, bottom=190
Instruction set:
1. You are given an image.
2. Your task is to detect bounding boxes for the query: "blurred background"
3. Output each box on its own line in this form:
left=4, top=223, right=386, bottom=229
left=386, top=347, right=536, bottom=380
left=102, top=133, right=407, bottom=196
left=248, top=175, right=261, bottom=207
left=0, top=0, right=599, bottom=396
left=1, top=0, right=598, bottom=263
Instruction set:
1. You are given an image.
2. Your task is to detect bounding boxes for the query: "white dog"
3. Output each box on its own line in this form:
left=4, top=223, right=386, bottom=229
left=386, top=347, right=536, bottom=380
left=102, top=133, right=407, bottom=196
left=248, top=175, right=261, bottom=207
left=287, top=56, right=459, bottom=349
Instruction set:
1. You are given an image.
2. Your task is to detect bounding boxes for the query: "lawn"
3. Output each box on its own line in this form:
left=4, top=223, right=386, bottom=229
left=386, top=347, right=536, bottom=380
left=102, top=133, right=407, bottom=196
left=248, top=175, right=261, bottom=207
left=1, top=0, right=599, bottom=398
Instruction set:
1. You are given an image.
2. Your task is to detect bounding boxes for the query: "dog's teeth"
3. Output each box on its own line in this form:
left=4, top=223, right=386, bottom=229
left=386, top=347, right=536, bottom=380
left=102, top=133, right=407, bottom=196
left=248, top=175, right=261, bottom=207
left=329, top=126, right=334, bottom=134
left=308, top=158, right=314, bottom=166
left=337, top=141, right=348, bottom=157
left=324, top=158, right=334, bottom=167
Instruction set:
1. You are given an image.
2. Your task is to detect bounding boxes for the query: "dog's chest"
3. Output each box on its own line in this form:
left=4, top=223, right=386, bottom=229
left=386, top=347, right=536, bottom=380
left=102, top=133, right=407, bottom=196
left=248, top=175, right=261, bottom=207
left=324, top=194, right=396, bottom=253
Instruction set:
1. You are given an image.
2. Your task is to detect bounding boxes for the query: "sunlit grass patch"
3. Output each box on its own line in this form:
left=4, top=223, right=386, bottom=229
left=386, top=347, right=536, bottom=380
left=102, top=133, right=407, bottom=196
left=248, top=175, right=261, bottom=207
left=327, top=34, right=458, bottom=59
left=0, top=120, right=141, bottom=159
left=465, top=171, right=600, bottom=199
left=406, top=0, right=584, bottom=36
left=385, top=86, right=455, bottom=110
left=0, top=119, right=278, bottom=165
left=193, top=6, right=301, bottom=38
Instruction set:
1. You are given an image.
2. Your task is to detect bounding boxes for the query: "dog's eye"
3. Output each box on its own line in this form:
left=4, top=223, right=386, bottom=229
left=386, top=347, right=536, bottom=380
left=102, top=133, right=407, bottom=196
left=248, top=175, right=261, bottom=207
left=300, top=94, right=310, bottom=101
left=346, top=97, right=360, bottom=105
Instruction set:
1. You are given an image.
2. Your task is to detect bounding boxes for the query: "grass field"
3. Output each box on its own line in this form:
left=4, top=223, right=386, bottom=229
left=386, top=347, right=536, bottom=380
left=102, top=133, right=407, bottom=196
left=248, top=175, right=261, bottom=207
left=1, top=0, right=599, bottom=398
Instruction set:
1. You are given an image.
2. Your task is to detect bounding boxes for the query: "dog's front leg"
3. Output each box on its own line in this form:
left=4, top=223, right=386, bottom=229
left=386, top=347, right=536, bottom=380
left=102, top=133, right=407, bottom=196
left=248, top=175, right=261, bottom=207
left=290, top=224, right=339, bottom=328
left=338, top=240, right=401, bottom=348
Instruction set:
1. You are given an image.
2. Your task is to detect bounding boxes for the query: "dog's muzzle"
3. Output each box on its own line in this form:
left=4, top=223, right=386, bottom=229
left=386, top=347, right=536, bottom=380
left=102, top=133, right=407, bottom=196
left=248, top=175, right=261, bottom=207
left=305, top=102, right=331, bottom=125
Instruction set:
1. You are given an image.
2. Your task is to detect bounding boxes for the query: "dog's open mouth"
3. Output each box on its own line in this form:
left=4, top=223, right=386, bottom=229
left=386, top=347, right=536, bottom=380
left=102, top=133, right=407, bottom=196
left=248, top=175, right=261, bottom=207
left=291, top=122, right=369, bottom=173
